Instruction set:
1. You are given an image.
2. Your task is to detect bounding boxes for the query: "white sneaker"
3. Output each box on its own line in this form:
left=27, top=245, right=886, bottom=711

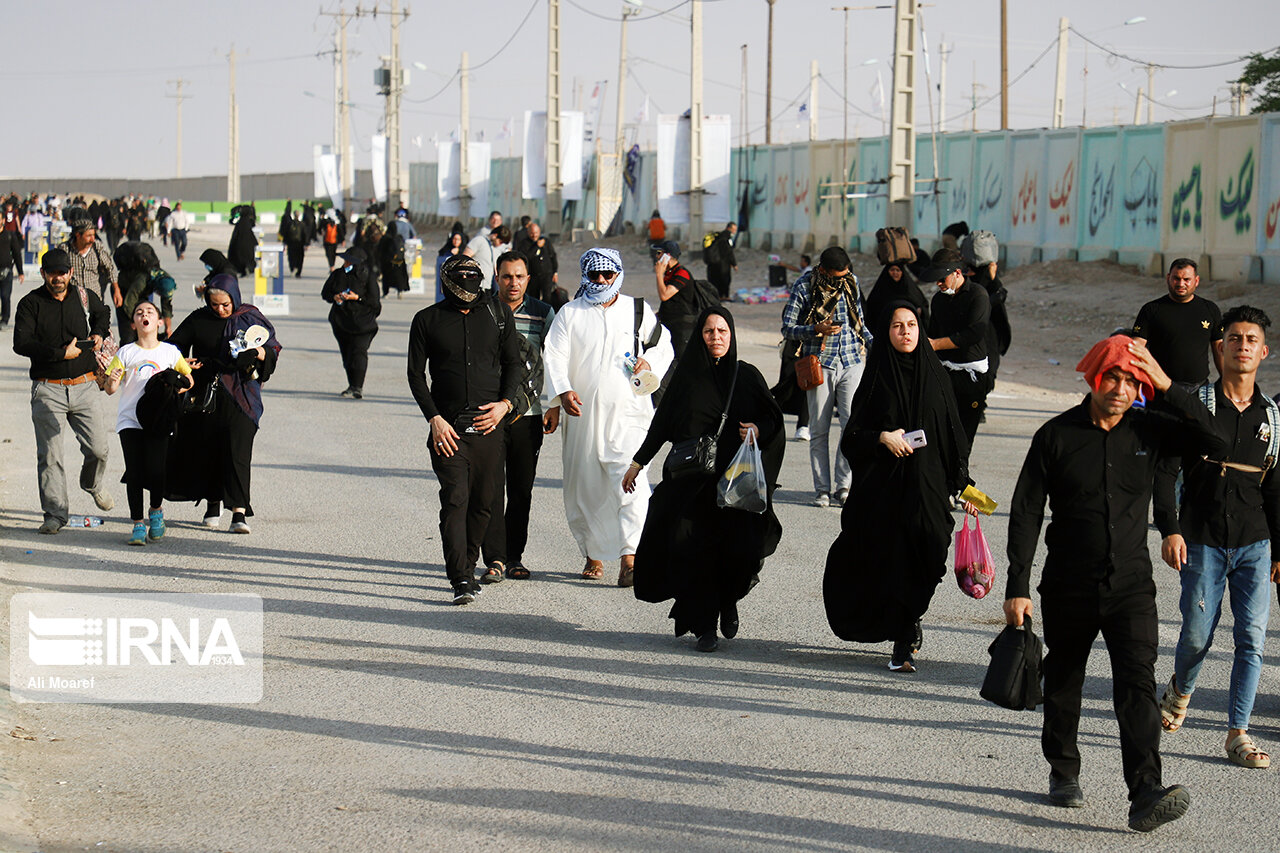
left=834, top=489, right=849, bottom=507
left=812, top=493, right=830, bottom=508
left=203, top=513, right=222, bottom=529
left=794, top=426, right=811, bottom=442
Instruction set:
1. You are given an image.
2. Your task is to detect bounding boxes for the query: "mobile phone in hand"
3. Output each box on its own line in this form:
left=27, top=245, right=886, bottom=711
left=903, top=429, right=927, bottom=449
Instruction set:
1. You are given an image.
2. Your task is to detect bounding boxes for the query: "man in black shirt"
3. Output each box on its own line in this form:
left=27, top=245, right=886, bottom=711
left=1005, top=333, right=1221, bottom=832
left=1154, top=305, right=1278, bottom=770
left=1133, top=258, right=1223, bottom=386
left=704, top=222, right=737, bottom=300
left=523, top=222, right=559, bottom=303
left=924, top=248, right=991, bottom=445
left=12, top=249, right=115, bottom=534
left=407, top=256, right=522, bottom=604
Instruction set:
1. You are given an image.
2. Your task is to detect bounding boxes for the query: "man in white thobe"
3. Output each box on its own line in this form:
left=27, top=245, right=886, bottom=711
left=543, top=248, right=674, bottom=587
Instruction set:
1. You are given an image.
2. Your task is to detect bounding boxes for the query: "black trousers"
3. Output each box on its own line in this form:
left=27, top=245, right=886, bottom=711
left=324, top=242, right=338, bottom=269
left=172, top=228, right=188, bottom=259
left=708, top=268, right=731, bottom=300
left=430, top=429, right=504, bottom=592
left=1041, top=584, right=1163, bottom=801
left=286, top=241, right=304, bottom=274
left=0, top=267, right=12, bottom=324
left=333, top=327, right=376, bottom=392
left=482, top=416, right=545, bottom=566
left=948, top=369, right=990, bottom=446
left=119, top=428, right=167, bottom=520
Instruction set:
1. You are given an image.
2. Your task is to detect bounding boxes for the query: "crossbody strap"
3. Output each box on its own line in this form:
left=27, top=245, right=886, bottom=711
left=712, top=362, right=740, bottom=440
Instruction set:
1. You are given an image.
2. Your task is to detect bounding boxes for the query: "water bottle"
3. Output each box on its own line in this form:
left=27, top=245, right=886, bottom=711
left=622, top=351, right=638, bottom=374
left=69, top=516, right=103, bottom=528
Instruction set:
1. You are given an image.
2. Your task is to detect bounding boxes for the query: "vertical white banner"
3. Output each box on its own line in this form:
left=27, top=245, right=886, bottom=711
left=583, top=81, right=607, bottom=146
left=657, top=114, right=690, bottom=224
left=319, top=153, right=342, bottom=211
left=702, top=115, right=732, bottom=224
left=468, top=142, right=492, bottom=216
left=561, top=110, right=585, bottom=202
left=523, top=110, right=548, bottom=200
left=371, top=134, right=388, bottom=203
left=313, top=144, right=329, bottom=197
left=436, top=141, right=492, bottom=218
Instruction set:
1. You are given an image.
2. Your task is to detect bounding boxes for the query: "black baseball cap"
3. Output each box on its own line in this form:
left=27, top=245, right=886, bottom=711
left=655, top=239, right=680, bottom=259
left=918, top=248, right=964, bottom=282
left=41, top=248, right=72, bottom=273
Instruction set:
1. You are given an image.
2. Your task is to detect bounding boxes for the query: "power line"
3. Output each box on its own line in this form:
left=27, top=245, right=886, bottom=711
left=942, top=36, right=1058, bottom=126
left=818, top=73, right=885, bottom=121
left=564, top=0, right=691, bottom=22
left=1069, top=28, right=1275, bottom=70
left=403, top=0, right=540, bottom=104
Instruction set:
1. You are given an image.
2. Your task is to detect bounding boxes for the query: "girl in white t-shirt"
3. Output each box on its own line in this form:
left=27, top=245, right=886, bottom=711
left=105, top=301, right=193, bottom=545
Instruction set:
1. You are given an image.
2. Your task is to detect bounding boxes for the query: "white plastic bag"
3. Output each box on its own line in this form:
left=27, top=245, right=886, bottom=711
left=716, top=434, right=767, bottom=513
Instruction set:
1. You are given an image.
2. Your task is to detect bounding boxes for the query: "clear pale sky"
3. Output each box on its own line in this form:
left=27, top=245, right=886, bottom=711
left=5, top=0, right=1276, bottom=179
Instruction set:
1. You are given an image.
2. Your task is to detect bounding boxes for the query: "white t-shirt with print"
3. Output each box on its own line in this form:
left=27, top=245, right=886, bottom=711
left=107, top=342, right=191, bottom=432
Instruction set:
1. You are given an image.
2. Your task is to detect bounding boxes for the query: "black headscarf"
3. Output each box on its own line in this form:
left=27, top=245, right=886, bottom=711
left=866, top=262, right=930, bottom=339
left=648, top=304, right=742, bottom=450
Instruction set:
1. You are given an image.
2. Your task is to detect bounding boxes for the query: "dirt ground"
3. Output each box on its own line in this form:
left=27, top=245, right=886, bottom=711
left=422, top=223, right=1280, bottom=400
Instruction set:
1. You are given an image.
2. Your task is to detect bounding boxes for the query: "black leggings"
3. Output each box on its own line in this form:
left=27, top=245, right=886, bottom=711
left=120, top=428, right=168, bottom=520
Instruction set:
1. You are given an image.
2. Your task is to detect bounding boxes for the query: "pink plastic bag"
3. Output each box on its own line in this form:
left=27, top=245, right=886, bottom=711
left=954, top=515, right=996, bottom=599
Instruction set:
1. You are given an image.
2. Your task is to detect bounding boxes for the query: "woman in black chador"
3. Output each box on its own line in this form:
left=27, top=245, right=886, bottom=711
left=226, top=204, right=258, bottom=276
left=824, top=301, right=976, bottom=672
left=626, top=305, right=785, bottom=652
left=864, top=260, right=930, bottom=336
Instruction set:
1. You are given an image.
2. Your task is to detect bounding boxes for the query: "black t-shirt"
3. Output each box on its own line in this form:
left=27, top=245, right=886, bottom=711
left=1132, top=295, right=1222, bottom=385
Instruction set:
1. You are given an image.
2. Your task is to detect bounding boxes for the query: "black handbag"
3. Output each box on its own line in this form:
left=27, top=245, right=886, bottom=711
left=665, top=364, right=739, bottom=479
left=980, top=617, right=1044, bottom=711
left=185, top=378, right=217, bottom=416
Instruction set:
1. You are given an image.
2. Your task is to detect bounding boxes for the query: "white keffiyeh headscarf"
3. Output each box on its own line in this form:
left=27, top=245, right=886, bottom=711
left=576, top=247, right=625, bottom=303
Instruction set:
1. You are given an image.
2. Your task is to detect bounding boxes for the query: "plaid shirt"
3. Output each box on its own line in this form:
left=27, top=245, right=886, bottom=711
left=781, top=270, right=872, bottom=369
left=58, top=238, right=117, bottom=301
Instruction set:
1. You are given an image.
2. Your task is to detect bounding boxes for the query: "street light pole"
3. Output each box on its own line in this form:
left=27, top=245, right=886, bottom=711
left=766, top=0, right=776, bottom=144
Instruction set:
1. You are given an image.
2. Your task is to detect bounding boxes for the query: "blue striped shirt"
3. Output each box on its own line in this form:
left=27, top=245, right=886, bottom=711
left=781, top=270, right=872, bottom=369
left=511, top=295, right=555, bottom=416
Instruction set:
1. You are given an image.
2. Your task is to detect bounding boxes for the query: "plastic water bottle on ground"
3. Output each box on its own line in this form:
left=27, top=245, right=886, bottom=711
left=69, top=516, right=103, bottom=528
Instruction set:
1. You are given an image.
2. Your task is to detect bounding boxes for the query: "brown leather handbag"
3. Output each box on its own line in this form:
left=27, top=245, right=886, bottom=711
left=795, top=351, right=824, bottom=390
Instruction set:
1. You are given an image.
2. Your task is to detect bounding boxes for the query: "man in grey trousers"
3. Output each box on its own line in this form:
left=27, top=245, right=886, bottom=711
left=12, top=248, right=115, bottom=533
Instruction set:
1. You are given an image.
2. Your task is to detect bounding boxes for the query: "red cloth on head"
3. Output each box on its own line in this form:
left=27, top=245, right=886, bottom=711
left=1075, top=335, right=1155, bottom=402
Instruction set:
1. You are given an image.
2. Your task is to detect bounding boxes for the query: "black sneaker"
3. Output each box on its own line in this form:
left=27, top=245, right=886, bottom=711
left=696, top=632, right=719, bottom=652
left=720, top=601, right=739, bottom=639
left=912, top=619, right=923, bottom=654
left=1128, top=785, right=1190, bottom=832
left=452, top=588, right=475, bottom=606
left=1048, top=776, right=1086, bottom=808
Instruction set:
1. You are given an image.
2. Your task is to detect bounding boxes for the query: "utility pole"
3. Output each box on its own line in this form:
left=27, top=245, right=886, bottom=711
left=999, top=0, right=1008, bottom=129
left=938, top=37, right=949, bottom=133
left=766, top=0, right=776, bottom=144
left=546, top=0, right=563, bottom=236
left=1052, top=17, right=1068, bottom=128
left=1146, top=63, right=1155, bottom=124
left=808, top=59, right=819, bottom=141
left=740, top=45, right=750, bottom=145
left=1133, top=87, right=1144, bottom=124
left=386, top=0, right=408, bottom=215
left=227, top=46, right=239, bottom=204
left=319, top=7, right=355, bottom=210
left=970, top=62, right=985, bottom=132
left=165, top=79, right=190, bottom=178
left=887, top=0, right=916, bottom=228
left=1081, top=43, right=1089, bottom=127
left=617, top=4, right=637, bottom=165
left=459, top=51, right=471, bottom=225
left=690, top=0, right=705, bottom=240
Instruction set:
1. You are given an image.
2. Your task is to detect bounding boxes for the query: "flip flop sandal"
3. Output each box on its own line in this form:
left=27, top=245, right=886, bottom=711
left=617, top=564, right=635, bottom=588
left=581, top=561, right=605, bottom=580
left=480, top=562, right=505, bottom=584
left=1227, top=733, right=1271, bottom=769
left=505, top=563, right=531, bottom=580
left=1159, top=676, right=1190, bottom=733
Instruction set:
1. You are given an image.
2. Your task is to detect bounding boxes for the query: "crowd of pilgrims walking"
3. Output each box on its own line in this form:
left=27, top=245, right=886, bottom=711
left=8, top=189, right=1278, bottom=832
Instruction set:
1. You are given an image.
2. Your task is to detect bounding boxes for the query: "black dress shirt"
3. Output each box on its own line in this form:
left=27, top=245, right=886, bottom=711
left=12, top=284, right=111, bottom=379
left=1154, top=382, right=1280, bottom=548
left=407, top=298, right=522, bottom=423
left=928, top=280, right=990, bottom=364
left=1006, top=385, right=1222, bottom=600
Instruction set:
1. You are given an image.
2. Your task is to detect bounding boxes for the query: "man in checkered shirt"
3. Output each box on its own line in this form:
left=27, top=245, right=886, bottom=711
left=58, top=215, right=120, bottom=335
left=781, top=246, right=873, bottom=508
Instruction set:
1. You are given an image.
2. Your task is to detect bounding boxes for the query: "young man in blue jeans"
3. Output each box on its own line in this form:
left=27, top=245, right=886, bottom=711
left=1154, top=305, right=1278, bottom=769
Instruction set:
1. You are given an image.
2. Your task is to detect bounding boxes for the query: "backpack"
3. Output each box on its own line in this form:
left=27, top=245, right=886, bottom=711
left=980, top=619, right=1044, bottom=711
left=390, top=231, right=406, bottom=267
left=484, top=294, right=541, bottom=424
left=701, top=231, right=721, bottom=266
left=1199, top=382, right=1280, bottom=471
left=875, top=227, right=916, bottom=265
left=961, top=230, right=999, bottom=267
left=280, top=217, right=301, bottom=243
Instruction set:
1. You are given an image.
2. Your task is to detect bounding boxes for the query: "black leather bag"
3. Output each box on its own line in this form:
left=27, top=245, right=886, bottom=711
left=184, top=378, right=218, bottom=416
left=664, top=364, right=738, bottom=479
left=980, top=618, right=1044, bottom=711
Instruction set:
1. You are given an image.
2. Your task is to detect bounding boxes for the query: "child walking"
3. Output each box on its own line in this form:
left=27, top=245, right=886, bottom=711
left=105, top=301, right=193, bottom=545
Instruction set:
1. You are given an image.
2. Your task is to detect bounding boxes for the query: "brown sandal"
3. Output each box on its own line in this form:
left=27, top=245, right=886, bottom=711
left=617, top=558, right=635, bottom=588
left=582, top=560, right=605, bottom=580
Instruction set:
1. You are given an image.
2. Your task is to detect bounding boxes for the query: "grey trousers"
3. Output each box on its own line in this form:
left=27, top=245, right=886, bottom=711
left=31, top=380, right=110, bottom=525
left=806, top=361, right=864, bottom=496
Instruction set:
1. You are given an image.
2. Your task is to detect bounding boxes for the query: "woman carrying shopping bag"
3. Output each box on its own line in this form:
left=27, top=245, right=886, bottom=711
left=623, top=305, right=785, bottom=652
left=823, top=300, right=978, bottom=672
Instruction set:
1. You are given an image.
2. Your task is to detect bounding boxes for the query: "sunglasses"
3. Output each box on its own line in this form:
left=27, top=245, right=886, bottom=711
left=586, top=269, right=618, bottom=282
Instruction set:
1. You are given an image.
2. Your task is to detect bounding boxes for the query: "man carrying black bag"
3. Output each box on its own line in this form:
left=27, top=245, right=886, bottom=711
left=1004, top=333, right=1223, bottom=832
left=980, top=618, right=1043, bottom=712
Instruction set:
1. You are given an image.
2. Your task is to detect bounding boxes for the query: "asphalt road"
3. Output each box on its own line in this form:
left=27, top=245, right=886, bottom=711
left=1, top=226, right=1277, bottom=852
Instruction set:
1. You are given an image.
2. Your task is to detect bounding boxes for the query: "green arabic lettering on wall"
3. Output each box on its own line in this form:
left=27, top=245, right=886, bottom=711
left=1218, top=148, right=1254, bottom=235
left=813, top=159, right=858, bottom=220
left=1170, top=164, right=1202, bottom=233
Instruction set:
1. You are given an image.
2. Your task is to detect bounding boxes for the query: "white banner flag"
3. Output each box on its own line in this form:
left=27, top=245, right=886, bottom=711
left=702, top=115, right=732, bottom=224
left=371, top=134, right=387, bottom=202
left=319, top=152, right=342, bottom=211
left=313, top=144, right=329, bottom=197
left=656, top=115, right=690, bottom=224
left=522, top=110, right=585, bottom=201
left=436, top=141, right=492, bottom=217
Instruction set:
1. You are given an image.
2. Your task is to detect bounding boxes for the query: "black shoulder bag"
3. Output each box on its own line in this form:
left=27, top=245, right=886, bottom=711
left=664, top=363, right=739, bottom=479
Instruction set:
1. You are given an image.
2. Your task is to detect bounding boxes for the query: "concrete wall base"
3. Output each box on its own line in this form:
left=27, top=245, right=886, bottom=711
left=1077, top=248, right=1119, bottom=263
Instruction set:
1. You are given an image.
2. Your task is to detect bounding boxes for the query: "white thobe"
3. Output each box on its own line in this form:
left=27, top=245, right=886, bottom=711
left=543, top=294, right=674, bottom=560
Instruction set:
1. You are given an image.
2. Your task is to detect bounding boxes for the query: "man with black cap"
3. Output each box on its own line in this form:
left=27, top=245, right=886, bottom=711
left=407, top=255, right=523, bottom=604
left=923, top=247, right=992, bottom=445
left=12, top=248, right=115, bottom=534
